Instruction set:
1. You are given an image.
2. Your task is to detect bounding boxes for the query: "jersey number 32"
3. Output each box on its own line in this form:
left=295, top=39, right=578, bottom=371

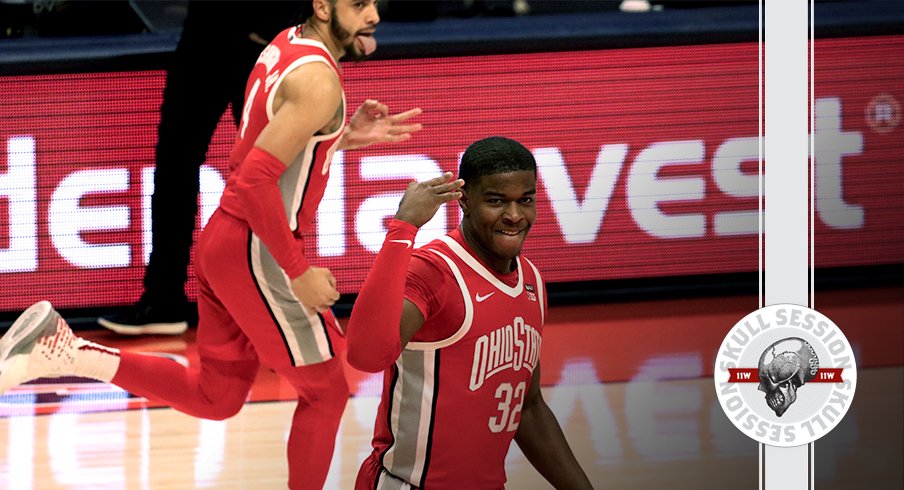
left=489, top=381, right=526, bottom=433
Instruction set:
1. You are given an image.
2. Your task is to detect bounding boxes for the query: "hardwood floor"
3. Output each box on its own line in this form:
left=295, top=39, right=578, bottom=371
left=1, top=289, right=901, bottom=489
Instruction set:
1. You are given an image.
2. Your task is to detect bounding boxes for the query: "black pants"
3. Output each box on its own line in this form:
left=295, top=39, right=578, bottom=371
left=141, top=4, right=265, bottom=306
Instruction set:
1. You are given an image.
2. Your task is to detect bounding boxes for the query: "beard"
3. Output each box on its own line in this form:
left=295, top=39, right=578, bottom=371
left=330, top=9, right=367, bottom=61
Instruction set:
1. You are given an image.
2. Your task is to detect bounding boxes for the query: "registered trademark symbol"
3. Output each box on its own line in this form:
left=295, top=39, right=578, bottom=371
left=865, top=93, right=901, bottom=134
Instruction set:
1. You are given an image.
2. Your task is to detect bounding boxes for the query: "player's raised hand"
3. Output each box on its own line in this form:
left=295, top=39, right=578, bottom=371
left=340, top=99, right=423, bottom=150
left=291, top=266, right=340, bottom=314
left=395, top=172, right=464, bottom=228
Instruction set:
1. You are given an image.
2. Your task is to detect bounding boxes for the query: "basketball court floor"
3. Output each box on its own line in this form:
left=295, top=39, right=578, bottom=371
left=1, top=287, right=901, bottom=489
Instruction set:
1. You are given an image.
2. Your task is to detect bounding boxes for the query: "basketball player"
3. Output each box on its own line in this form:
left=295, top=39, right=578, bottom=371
left=345, top=137, right=594, bottom=489
left=97, top=0, right=309, bottom=335
left=0, top=1, right=421, bottom=489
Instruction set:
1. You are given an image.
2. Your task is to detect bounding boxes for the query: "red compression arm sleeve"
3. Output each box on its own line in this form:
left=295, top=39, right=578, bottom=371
left=346, top=219, right=418, bottom=373
left=233, top=147, right=309, bottom=279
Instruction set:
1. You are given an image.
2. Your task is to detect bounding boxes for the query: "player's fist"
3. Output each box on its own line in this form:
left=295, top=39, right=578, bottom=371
left=291, top=266, right=340, bottom=314
left=395, top=172, right=464, bottom=228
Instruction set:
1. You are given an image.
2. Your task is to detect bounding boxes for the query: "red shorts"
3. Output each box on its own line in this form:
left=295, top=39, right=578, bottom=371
left=194, top=209, right=343, bottom=368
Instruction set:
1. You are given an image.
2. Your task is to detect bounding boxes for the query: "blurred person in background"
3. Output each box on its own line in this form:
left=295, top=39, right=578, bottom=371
left=98, top=0, right=308, bottom=335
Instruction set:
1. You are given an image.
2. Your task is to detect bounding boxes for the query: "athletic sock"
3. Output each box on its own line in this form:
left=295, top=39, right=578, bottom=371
left=74, top=340, right=121, bottom=382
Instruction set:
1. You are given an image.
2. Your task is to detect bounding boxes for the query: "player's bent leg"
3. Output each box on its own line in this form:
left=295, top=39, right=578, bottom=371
left=112, top=353, right=257, bottom=420
left=114, top=214, right=264, bottom=421
left=276, top=358, right=350, bottom=490
left=197, top=211, right=348, bottom=487
left=1, top=301, right=120, bottom=394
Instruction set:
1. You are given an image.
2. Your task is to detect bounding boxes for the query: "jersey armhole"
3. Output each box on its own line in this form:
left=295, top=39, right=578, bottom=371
left=523, top=256, right=546, bottom=325
left=266, top=55, right=337, bottom=124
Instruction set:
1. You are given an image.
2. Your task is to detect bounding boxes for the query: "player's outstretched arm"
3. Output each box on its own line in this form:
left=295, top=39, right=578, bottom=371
left=515, top=364, right=595, bottom=489
left=345, top=173, right=463, bottom=372
left=339, top=99, right=423, bottom=150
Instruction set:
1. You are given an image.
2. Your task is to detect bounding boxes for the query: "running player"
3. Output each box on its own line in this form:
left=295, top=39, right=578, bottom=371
left=0, top=1, right=420, bottom=489
left=346, top=137, right=594, bottom=489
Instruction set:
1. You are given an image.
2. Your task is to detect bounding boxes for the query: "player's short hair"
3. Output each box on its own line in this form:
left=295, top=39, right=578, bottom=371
left=459, top=136, right=536, bottom=190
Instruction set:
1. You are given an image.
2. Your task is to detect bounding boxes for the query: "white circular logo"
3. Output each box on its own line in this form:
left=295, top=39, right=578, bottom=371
left=714, top=304, right=857, bottom=447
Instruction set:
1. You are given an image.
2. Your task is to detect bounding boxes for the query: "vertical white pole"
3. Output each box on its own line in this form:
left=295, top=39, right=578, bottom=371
left=762, top=0, right=812, bottom=488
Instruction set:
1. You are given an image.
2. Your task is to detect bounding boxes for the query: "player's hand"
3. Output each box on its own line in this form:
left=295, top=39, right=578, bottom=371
left=291, top=266, right=340, bottom=314
left=340, top=100, right=422, bottom=150
left=395, top=172, right=464, bottom=228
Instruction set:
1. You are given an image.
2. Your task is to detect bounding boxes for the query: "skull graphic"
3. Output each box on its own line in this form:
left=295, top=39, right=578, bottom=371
left=757, top=337, right=819, bottom=417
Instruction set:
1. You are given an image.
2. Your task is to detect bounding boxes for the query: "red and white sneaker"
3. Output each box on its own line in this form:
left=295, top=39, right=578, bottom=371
left=0, top=301, right=84, bottom=394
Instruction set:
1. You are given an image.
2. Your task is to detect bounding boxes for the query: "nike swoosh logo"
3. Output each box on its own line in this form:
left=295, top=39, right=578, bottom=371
left=475, top=292, right=495, bottom=302
left=389, top=239, right=412, bottom=249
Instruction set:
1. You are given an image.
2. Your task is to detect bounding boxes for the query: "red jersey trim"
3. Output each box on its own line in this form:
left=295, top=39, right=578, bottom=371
left=286, top=34, right=340, bottom=69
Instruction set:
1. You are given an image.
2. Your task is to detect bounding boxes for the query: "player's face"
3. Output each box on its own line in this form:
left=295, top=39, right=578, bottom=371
left=330, top=0, right=380, bottom=60
left=460, top=170, right=537, bottom=274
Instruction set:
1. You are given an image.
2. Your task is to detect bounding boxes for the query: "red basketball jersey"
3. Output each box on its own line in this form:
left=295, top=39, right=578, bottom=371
left=220, top=26, right=345, bottom=234
left=365, top=228, right=547, bottom=489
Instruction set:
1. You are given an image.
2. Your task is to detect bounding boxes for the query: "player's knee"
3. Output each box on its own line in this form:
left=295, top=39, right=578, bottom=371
left=205, top=401, right=244, bottom=420
left=194, top=359, right=257, bottom=420
left=198, top=391, right=247, bottom=420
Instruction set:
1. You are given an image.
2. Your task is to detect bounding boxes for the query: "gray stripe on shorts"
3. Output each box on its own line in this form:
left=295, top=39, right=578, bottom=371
left=250, top=235, right=331, bottom=366
left=386, top=350, right=427, bottom=483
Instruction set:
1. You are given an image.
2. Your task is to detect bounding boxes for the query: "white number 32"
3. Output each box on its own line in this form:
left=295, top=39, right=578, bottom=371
left=489, top=381, right=526, bottom=433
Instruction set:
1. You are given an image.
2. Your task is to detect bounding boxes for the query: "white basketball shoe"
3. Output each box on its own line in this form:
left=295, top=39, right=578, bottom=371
left=0, top=301, right=119, bottom=394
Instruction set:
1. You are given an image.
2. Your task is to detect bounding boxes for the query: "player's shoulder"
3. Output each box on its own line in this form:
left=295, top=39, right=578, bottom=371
left=412, top=235, right=455, bottom=262
left=280, top=61, right=341, bottom=101
left=277, top=30, right=338, bottom=67
left=272, top=32, right=339, bottom=80
left=411, top=237, right=460, bottom=278
left=413, top=234, right=443, bottom=252
left=412, top=238, right=447, bottom=267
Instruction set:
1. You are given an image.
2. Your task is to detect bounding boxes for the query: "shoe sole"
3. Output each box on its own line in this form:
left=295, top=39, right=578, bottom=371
left=96, top=317, right=188, bottom=336
left=0, top=301, right=56, bottom=394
